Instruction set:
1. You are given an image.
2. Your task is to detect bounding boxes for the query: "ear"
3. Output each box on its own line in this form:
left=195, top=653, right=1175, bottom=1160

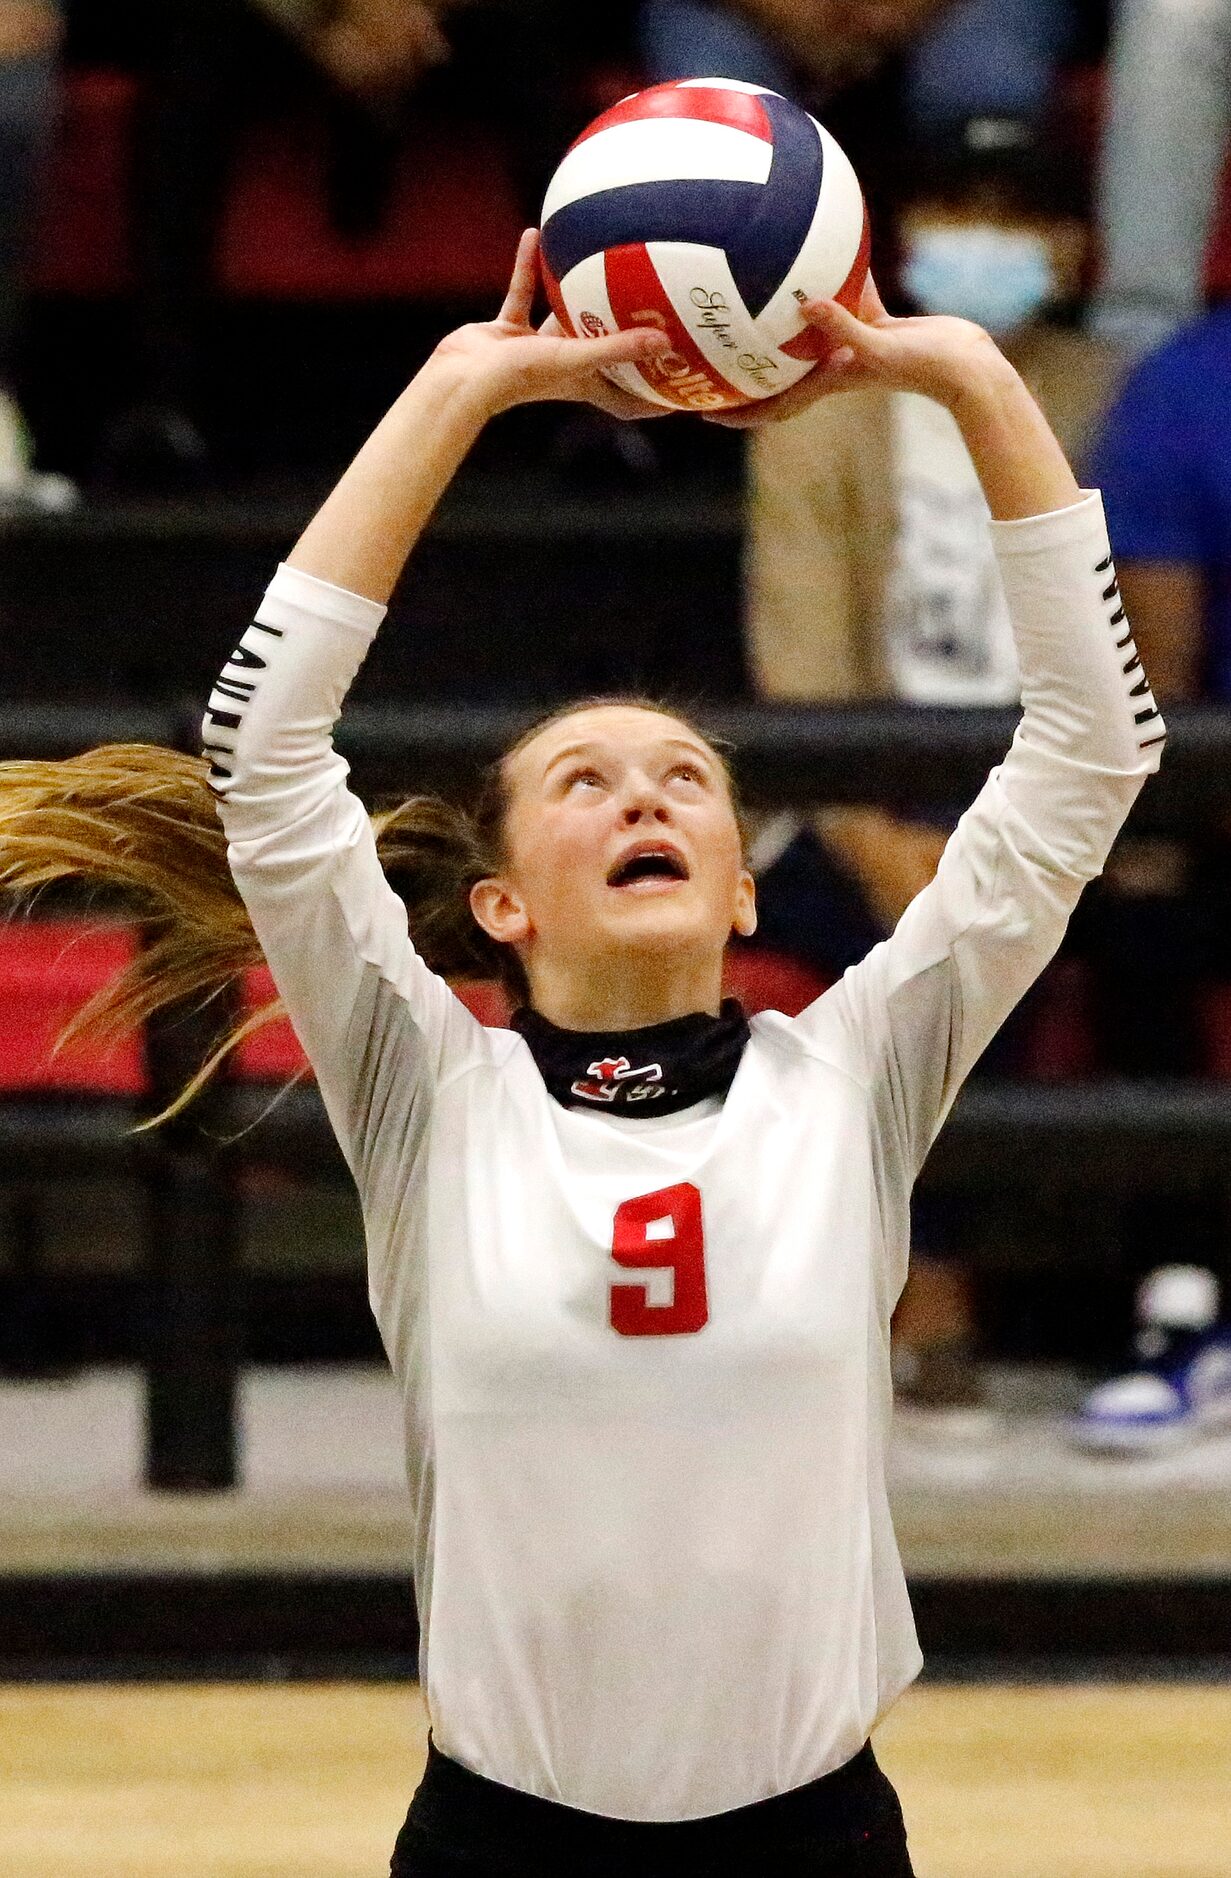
left=470, top=875, right=532, bottom=948
left=732, top=868, right=757, bottom=940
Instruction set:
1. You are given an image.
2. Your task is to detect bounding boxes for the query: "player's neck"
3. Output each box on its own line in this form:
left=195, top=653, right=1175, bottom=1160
left=525, top=954, right=725, bottom=1033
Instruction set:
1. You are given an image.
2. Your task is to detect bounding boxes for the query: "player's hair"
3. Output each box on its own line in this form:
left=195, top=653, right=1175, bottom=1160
left=0, top=699, right=737, bottom=1122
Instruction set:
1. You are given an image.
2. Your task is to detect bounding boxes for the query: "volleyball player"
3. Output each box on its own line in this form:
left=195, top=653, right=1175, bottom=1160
left=2, top=232, right=1163, bottom=1873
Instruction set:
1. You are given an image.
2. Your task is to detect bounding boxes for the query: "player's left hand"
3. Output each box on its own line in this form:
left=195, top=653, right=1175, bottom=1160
left=706, top=273, right=1006, bottom=426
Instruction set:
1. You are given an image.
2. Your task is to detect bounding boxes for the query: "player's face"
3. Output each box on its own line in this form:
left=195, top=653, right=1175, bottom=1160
left=474, top=706, right=757, bottom=1011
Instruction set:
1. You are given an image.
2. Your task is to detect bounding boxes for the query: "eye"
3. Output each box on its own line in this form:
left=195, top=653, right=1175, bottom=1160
left=563, top=766, right=605, bottom=792
left=667, top=762, right=706, bottom=786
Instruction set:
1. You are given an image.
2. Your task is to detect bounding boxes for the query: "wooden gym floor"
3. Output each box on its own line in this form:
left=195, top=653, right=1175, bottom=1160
left=1, top=1681, right=1227, bottom=1878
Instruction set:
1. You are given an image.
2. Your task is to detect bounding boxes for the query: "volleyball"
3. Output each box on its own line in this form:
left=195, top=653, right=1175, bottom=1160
left=539, top=78, right=870, bottom=412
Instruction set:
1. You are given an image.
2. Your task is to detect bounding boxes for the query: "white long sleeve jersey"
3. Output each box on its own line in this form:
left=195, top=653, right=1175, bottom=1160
left=205, top=493, right=1162, bottom=1822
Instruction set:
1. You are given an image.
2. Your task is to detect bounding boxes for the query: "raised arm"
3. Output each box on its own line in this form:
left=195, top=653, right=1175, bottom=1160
left=770, top=284, right=1164, bottom=1222
left=281, top=229, right=667, bottom=600
left=718, top=272, right=1081, bottom=519
left=205, top=236, right=668, bottom=1189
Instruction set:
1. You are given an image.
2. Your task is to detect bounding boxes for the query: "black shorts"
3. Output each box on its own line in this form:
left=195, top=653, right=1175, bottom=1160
left=391, top=1738, right=916, bottom=1877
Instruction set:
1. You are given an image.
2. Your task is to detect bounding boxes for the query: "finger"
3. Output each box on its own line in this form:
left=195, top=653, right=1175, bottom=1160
left=799, top=295, right=890, bottom=357
left=536, top=310, right=668, bottom=362
left=859, top=272, right=890, bottom=323
left=704, top=351, right=866, bottom=426
left=498, top=229, right=540, bottom=329
left=800, top=345, right=859, bottom=383
left=533, top=315, right=669, bottom=374
left=583, top=325, right=672, bottom=368
left=774, top=349, right=869, bottom=410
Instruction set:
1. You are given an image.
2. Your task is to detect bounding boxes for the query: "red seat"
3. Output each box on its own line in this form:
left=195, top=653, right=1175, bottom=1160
left=0, top=918, right=833, bottom=1094
left=8, top=917, right=1137, bottom=1095
left=1018, top=957, right=1100, bottom=1083
left=723, top=945, right=828, bottom=1018
left=31, top=69, right=133, bottom=297
left=34, top=68, right=523, bottom=302
left=1205, top=150, right=1231, bottom=302
left=0, top=919, right=146, bottom=1094
left=234, top=964, right=305, bottom=1082
left=234, top=948, right=830, bottom=1082
left=1200, top=983, right=1231, bottom=1080
left=215, top=112, right=522, bottom=301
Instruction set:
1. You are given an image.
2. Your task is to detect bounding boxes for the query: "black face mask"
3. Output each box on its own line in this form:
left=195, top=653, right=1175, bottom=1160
left=513, top=1001, right=751, bottom=1116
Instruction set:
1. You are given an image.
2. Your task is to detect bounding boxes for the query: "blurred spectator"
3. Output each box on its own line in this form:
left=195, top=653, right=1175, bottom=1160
left=635, top=0, right=1092, bottom=327
left=639, top=0, right=949, bottom=97
left=1078, top=307, right=1231, bottom=1080
left=905, top=0, right=1083, bottom=133
left=96, top=0, right=451, bottom=485
left=0, top=0, right=74, bottom=508
left=1091, top=0, right=1231, bottom=360
left=93, top=0, right=588, bottom=487
left=639, top=0, right=1083, bottom=132
left=1090, top=305, right=1231, bottom=703
left=748, top=114, right=1112, bottom=723
left=1069, top=304, right=1231, bottom=1421
left=743, top=117, right=1118, bottom=1408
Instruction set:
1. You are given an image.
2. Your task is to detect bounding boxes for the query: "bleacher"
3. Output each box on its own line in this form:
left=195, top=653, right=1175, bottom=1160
left=3, top=43, right=1231, bottom=1681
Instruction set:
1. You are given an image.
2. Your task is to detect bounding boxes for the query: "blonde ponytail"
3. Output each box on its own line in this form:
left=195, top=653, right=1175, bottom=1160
left=0, top=697, right=734, bottom=1121
left=0, top=743, right=517, bottom=1121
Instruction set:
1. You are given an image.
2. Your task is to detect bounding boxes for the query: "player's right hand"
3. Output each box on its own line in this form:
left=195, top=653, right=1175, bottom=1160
left=432, top=230, right=672, bottom=418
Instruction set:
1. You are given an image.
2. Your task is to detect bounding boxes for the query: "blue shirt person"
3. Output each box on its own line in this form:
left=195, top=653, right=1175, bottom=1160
left=1089, top=307, right=1231, bottom=702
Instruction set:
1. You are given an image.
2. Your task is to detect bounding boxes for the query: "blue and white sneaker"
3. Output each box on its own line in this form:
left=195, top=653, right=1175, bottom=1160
left=1070, top=1266, right=1231, bottom=1454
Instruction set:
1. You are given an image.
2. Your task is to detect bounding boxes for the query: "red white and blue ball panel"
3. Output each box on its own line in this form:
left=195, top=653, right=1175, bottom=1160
left=540, top=79, right=870, bottom=411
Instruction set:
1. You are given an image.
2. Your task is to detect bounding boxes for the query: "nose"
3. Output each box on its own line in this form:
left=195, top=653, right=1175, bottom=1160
left=619, top=772, right=670, bottom=824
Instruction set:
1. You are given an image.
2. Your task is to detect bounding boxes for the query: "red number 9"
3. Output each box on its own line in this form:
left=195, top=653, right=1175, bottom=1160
left=609, top=1182, right=708, bottom=1338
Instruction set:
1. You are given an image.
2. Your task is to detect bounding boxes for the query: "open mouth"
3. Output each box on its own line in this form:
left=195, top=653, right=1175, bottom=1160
left=607, top=847, right=690, bottom=888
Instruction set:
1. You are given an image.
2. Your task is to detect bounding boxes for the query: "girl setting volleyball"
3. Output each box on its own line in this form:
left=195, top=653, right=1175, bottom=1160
left=0, top=226, right=1162, bottom=1873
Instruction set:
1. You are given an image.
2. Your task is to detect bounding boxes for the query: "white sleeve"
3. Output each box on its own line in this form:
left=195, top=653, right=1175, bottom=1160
left=794, top=491, right=1165, bottom=1181
left=204, top=562, right=489, bottom=1188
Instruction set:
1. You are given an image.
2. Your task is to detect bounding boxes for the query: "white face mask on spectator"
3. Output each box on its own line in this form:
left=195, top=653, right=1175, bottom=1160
left=902, top=224, right=1056, bottom=336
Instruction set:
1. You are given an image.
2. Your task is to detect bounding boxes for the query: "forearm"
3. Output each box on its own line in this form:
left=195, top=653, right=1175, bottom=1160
left=991, top=494, right=1164, bottom=881
left=286, top=356, right=495, bottom=604
left=940, top=348, right=1160, bottom=783
left=946, top=347, right=1081, bottom=522
left=759, top=283, right=1084, bottom=523
left=211, top=360, right=485, bottom=808
left=831, top=496, right=1167, bottom=1148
